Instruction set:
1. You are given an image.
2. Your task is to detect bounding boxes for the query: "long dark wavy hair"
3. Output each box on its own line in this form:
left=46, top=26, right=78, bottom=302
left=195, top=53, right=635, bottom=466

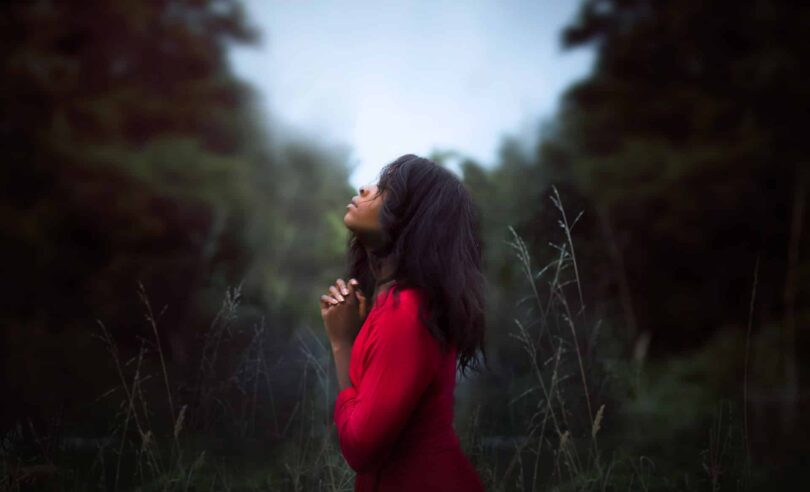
left=346, top=154, right=488, bottom=378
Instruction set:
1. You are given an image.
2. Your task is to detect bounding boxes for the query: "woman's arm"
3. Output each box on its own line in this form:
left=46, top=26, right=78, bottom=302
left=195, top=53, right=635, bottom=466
left=331, top=343, right=352, bottom=391
left=333, top=293, right=440, bottom=473
left=322, top=278, right=369, bottom=392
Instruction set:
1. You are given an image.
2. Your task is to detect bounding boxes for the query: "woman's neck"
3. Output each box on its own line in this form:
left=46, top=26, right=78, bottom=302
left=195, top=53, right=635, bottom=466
left=368, top=253, right=396, bottom=305
left=372, top=278, right=396, bottom=306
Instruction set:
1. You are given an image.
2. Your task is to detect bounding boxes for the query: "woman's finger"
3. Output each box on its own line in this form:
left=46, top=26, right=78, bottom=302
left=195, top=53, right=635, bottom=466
left=329, top=285, right=345, bottom=302
left=336, top=278, right=349, bottom=296
left=350, top=278, right=364, bottom=298
left=320, top=294, right=338, bottom=308
left=343, top=279, right=357, bottom=304
left=337, top=279, right=348, bottom=296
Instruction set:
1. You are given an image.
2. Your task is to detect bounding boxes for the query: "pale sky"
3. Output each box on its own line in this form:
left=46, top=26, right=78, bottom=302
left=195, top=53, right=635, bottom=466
left=229, top=0, right=594, bottom=190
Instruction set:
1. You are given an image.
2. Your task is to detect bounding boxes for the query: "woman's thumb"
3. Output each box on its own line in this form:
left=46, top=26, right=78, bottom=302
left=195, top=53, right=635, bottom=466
left=349, top=279, right=365, bottom=299
left=349, top=279, right=368, bottom=313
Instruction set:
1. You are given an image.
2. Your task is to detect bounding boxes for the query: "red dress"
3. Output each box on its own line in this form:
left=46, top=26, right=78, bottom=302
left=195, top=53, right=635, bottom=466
left=333, top=283, right=485, bottom=491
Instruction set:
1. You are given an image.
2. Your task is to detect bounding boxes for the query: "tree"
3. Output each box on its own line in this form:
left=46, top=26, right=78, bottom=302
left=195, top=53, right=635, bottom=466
left=0, top=0, right=355, bottom=435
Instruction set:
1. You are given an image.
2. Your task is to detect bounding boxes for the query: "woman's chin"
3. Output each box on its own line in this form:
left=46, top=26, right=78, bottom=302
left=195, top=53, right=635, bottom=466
left=342, top=216, right=355, bottom=231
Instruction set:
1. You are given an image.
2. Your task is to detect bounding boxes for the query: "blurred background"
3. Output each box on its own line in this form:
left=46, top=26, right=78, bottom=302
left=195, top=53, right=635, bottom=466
left=1, top=0, right=807, bottom=490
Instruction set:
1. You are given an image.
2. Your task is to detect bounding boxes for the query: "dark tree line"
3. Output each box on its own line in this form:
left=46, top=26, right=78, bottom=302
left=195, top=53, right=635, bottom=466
left=0, top=0, right=353, bottom=435
left=457, top=0, right=808, bottom=478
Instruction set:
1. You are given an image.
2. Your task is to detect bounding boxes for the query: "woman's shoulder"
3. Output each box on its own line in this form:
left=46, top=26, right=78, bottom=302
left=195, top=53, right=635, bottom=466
left=368, top=284, right=431, bottom=329
left=372, top=284, right=438, bottom=349
left=376, top=283, right=426, bottom=312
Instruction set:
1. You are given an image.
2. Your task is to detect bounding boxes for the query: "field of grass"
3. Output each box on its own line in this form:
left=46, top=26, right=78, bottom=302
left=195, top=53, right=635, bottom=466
left=1, top=186, right=788, bottom=491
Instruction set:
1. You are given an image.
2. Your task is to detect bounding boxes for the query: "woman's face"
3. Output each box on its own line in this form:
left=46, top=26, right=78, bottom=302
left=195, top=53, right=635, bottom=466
left=344, top=183, right=384, bottom=241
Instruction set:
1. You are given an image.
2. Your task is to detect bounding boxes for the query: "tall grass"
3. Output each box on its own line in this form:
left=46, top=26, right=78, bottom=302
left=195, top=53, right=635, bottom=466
left=456, top=185, right=761, bottom=491
left=472, top=185, right=614, bottom=492
left=1, top=185, right=766, bottom=490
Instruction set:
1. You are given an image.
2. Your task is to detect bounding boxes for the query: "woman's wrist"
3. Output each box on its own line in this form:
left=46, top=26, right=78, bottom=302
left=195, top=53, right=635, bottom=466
left=331, top=338, right=354, bottom=351
left=331, top=342, right=353, bottom=391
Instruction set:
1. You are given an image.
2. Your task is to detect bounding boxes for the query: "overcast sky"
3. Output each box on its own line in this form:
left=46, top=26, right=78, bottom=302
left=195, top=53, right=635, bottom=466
left=229, top=0, right=594, bottom=190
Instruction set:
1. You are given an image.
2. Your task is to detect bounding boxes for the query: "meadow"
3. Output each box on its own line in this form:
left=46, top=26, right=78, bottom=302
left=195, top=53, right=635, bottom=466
left=1, top=187, right=775, bottom=491
left=2, top=1, right=806, bottom=490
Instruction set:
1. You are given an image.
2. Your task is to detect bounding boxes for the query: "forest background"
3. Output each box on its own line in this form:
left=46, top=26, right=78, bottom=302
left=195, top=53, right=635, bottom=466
left=1, top=0, right=807, bottom=490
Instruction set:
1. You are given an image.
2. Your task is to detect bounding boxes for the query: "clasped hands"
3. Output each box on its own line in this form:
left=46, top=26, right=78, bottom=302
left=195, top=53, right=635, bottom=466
left=319, top=278, right=369, bottom=350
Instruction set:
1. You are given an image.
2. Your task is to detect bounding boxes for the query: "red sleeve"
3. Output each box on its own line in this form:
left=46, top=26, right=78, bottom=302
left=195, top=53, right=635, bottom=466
left=333, top=292, right=440, bottom=473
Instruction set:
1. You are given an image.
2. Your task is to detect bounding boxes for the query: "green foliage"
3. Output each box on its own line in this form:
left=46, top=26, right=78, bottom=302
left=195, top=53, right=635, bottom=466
left=454, top=1, right=809, bottom=488
left=548, top=0, right=809, bottom=350
left=2, top=0, right=807, bottom=489
left=0, top=0, right=354, bottom=435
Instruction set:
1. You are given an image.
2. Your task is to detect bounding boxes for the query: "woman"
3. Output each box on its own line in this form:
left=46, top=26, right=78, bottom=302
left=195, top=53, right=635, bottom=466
left=319, top=154, right=488, bottom=491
